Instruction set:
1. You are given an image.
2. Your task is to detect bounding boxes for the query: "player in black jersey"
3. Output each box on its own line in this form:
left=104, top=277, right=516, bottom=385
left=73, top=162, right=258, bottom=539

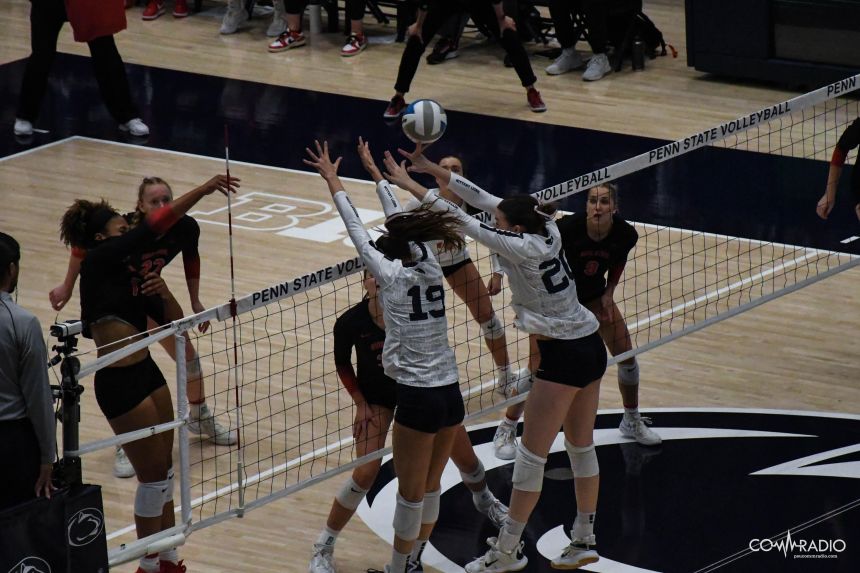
left=817, top=117, right=860, bottom=221
left=58, top=174, right=238, bottom=573
left=309, top=270, right=509, bottom=573
left=556, top=183, right=662, bottom=446
left=50, top=177, right=236, bottom=479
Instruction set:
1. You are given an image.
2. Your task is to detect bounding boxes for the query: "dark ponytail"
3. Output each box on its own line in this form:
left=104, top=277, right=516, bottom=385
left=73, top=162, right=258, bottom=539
left=60, top=199, right=119, bottom=249
left=376, top=204, right=465, bottom=261
left=496, top=194, right=556, bottom=234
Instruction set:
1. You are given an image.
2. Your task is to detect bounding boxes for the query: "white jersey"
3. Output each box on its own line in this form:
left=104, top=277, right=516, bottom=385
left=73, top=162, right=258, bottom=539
left=426, top=174, right=599, bottom=340
left=377, top=180, right=501, bottom=273
left=334, top=191, right=459, bottom=387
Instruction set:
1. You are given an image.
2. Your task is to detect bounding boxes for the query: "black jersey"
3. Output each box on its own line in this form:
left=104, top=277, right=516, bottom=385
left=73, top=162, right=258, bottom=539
left=836, top=118, right=860, bottom=203
left=127, top=214, right=201, bottom=280
left=333, top=298, right=393, bottom=388
left=557, top=212, right=639, bottom=304
left=80, top=222, right=166, bottom=338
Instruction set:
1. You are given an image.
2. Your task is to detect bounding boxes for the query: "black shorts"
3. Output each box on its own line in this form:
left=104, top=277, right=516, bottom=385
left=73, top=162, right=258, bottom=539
left=441, top=258, right=472, bottom=278
left=358, top=377, right=398, bottom=411
left=94, top=354, right=167, bottom=420
left=536, top=332, right=607, bottom=388
left=395, top=382, right=465, bottom=433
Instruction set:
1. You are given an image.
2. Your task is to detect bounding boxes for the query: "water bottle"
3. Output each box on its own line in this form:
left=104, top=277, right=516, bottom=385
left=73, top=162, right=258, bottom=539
left=632, top=39, right=645, bottom=71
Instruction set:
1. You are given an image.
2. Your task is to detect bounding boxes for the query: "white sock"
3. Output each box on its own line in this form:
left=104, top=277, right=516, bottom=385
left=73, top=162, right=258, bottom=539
left=563, top=46, right=576, bottom=56
left=498, top=517, right=526, bottom=553
left=139, top=554, right=159, bottom=573
left=160, top=548, right=178, bottom=564
left=472, top=486, right=494, bottom=510
left=410, top=539, right=427, bottom=563
left=624, top=407, right=640, bottom=420
left=501, top=415, right=518, bottom=428
left=390, top=549, right=409, bottom=573
left=316, top=525, right=339, bottom=547
left=572, top=511, right=596, bottom=540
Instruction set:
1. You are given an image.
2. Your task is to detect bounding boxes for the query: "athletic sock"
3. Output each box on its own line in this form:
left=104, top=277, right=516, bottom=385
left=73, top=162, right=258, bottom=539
left=498, top=517, right=526, bottom=553
left=139, top=554, right=159, bottom=573
left=316, top=525, right=339, bottom=547
left=572, top=511, right=596, bottom=540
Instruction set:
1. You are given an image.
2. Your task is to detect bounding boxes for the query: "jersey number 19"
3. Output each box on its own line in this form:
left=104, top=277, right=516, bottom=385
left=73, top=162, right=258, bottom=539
left=407, top=285, right=445, bottom=321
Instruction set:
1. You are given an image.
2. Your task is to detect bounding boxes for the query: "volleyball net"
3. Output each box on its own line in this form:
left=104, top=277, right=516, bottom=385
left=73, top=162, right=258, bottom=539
left=61, top=74, right=860, bottom=566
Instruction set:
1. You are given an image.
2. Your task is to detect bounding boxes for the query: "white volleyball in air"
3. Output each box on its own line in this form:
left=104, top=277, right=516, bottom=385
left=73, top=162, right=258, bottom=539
left=401, top=99, right=448, bottom=144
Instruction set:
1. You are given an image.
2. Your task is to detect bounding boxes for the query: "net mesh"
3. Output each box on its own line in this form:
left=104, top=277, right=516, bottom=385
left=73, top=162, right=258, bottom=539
left=65, top=76, right=859, bottom=560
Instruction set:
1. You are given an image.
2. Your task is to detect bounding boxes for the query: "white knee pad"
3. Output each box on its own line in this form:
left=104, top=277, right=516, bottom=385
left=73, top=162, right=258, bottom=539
left=186, top=353, right=202, bottom=379
left=459, top=459, right=485, bottom=485
left=480, top=315, right=505, bottom=340
left=512, top=443, right=547, bottom=492
left=392, top=493, right=423, bottom=541
left=617, top=358, right=639, bottom=386
left=135, top=479, right=169, bottom=518
left=335, top=477, right=368, bottom=511
left=421, top=489, right=441, bottom=525
left=565, top=440, right=599, bottom=478
left=165, top=467, right=175, bottom=503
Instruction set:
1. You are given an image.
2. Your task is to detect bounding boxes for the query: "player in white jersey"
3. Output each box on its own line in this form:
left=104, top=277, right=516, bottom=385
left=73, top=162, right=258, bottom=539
left=385, top=146, right=608, bottom=572
left=305, top=140, right=466, bottom=573
left=358, top=138, right=521, bottom=395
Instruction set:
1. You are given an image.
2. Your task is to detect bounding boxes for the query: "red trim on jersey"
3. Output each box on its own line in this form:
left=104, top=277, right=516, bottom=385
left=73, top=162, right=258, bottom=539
left=71, top=246, right=87, bottom=259
left=608, top=262, right=626, bottom=286
left=183, top=252, right=201, bottom=281
left=831, top=146, right=848, bottom=166
left=147, top=205, right=181, bottom=236
left=336, top=365, right=359, bottom=394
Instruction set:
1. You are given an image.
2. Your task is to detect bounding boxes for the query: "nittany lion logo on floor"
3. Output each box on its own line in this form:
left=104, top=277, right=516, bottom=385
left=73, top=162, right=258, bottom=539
left=67, top=507, right=104, bottom=547
left=6, top=557, right=51, bottom=573
left=357, top=409, right=859, bottom=572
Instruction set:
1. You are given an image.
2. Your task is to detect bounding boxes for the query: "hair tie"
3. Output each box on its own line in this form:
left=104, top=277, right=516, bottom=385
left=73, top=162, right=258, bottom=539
left=533, top=205, right=555, bottom=221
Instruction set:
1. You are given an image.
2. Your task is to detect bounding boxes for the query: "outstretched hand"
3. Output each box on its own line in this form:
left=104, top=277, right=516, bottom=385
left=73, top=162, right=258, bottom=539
left=397, top=142, right=433, bottom=174
left=382, top=150, right=416, bottom=191
left=357, top=137, right=384, bottom=183
left=304, top=140, right=342, bottom=181
left=199, top=174, right=240, bottom=197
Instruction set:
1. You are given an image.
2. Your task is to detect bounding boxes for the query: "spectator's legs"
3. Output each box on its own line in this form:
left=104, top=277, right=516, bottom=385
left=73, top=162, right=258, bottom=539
left=471, top=0, right=537, bottom=89
left=342, top=0, right=368, bottom=56
left=581, top=0, right=611, bottom=80
left=16, top=0, right=66, bottom=124
left=392, top=5, right=453, bottom=95
left=546, top=0, right=584, bottom=75
left=268, top=0, right=309, bottom=52
left=87, top=35, right=139, bottom=124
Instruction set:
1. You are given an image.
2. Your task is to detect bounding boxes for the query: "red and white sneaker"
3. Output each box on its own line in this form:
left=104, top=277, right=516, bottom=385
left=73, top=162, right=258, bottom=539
left=268, top=30, right=307, bottom=53
left=142, top=0, right=165, bottom=20
left=341, top=33, right=367, bottom=57
left=160, top=560, right=187, bottom=573
left=383, top=95, right=407, bottom=119
left=172, top=0, right=189, bottom=18
left=527, top=87, right=547, bottom=113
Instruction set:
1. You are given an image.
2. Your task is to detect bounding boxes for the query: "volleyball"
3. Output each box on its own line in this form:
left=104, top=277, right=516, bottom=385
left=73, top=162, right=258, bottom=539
left=401, top=99, right=448, bottom=144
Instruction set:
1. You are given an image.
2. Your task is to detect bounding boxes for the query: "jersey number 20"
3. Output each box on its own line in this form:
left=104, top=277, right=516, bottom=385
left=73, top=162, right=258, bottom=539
left=407, top=285, right=445, bottom=321
left=539, top=253, right=575, bottom=294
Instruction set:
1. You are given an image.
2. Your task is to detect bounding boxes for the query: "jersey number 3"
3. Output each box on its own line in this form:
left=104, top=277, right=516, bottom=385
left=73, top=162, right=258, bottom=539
left=407, top=285, right=445, bottom=321
left=539, top=253, right=575, bottom=294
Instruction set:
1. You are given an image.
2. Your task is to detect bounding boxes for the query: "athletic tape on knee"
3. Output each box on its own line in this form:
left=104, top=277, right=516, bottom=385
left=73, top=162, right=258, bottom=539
left=393, top=493, right=424, bottom=540
left=565, top=440, right=599, bottom=478
left=618, top=358, right=639, bottom=386
left=480, top=314, right=505, bottom=340
left=335, top=477, right=368, bottom=511
left=512, top=443, right=547, bottom=492
left=186, top=353, right=202, bottom=379
left=421, top=489, right=441, bottom=524
left=459, top=459, right=485, bottom=485
left=135, top=479, right=169, bottom=518
left=165, top=467, right=175, bottom=503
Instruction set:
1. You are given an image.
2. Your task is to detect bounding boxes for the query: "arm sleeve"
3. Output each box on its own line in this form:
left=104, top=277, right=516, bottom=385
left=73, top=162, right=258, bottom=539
left=447, top=173, right=503, bottom=213
left=181, top=218, right=202, bottom=281
left=421, top=191, right=528, bottom=263
left=84, top=219, right=157, bottom=266
left=20, top=316, right=56, bottom=464
left=333, top=191, right=400, bottom=285
left=375, top=180, right=404, bottom=218
left=835, top=118, right=860, bottom=157
left=333, top=314, right=359, bottom=394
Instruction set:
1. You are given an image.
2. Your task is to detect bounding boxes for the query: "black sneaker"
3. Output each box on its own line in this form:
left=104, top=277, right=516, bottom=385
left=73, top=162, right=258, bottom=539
left=426, top=37, right=459, bottom=65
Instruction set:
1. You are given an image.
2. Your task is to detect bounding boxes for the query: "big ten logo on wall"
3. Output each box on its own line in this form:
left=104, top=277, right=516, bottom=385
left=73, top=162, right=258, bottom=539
left=189, top=191, right=386, bottom=246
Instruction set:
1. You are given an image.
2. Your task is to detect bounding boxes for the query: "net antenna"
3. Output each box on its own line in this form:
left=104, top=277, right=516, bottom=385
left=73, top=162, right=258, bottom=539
left=224, top=124, right=246, bottom=516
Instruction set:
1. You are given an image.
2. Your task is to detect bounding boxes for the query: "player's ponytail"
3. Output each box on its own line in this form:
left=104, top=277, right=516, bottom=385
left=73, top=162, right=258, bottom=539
left=60, top=199, right=119, bottom=249
left=497, top=194, right=556, bottom=234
